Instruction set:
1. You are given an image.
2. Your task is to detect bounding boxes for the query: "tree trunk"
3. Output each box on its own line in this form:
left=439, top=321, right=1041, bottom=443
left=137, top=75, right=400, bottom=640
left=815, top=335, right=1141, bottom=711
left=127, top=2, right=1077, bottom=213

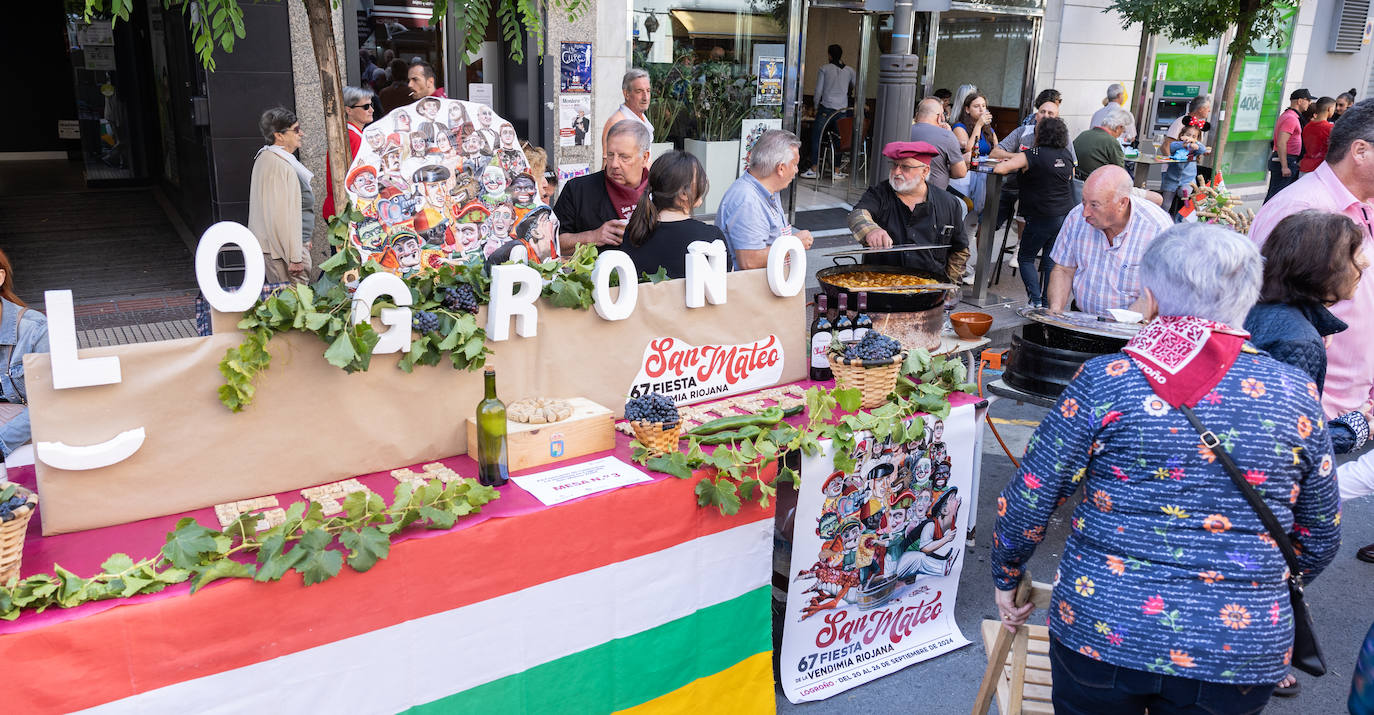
left=302, top=0, right=349, bottom=219
left=1213, top=47, right=1246, bottom=180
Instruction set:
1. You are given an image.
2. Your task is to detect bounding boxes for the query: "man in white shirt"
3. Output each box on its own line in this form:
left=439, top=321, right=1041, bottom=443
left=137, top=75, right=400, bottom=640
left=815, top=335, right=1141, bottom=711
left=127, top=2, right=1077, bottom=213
left=1089, top=83, right=1137, bottom=144
left=801, top=44, right=856, bottom=179
left=601, top=68, right=654, bottom=153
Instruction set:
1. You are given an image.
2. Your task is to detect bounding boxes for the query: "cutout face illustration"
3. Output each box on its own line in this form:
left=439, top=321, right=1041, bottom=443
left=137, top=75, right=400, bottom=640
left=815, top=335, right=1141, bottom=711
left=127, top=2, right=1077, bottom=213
left=349, top=168, right=378, bottom=198
left=481, top=166, right=507, bottom=194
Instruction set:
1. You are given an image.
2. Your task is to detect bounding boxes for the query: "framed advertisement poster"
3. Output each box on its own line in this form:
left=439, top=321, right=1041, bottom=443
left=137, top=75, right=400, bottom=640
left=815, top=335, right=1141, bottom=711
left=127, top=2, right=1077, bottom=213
left=560, top=42, right=593, bottom=94
left=559, top=96, right=592, bottom=147
left=757, top=56, right=784, bottom=106
left=779, top=402, right=982, bottom=702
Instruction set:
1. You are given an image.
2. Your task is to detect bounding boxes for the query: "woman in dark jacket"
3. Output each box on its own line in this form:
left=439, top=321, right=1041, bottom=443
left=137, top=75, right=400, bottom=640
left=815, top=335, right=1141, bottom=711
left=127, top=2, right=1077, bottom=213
left=1244, top=209, right=1369, bottom=455
left=1244, top=211, right=1372, bottom=629
left=993, top=117, right=1075, bottom=307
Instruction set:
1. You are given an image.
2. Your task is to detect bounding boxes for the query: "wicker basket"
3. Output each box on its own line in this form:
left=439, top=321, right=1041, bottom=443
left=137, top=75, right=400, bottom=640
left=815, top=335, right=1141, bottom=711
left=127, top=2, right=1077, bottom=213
left=0, top=485, right=38, bottom=585
left=631, top=420, right=682, bottom=455
left=829, top=350, right=908, bottom=409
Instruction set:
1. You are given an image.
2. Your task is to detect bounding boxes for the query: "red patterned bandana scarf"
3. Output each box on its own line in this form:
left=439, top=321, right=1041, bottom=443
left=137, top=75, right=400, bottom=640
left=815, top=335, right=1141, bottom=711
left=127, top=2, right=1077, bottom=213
left=605, top=169, right=648, bottom=221
left=1122, top=315, right=1249, bottom=408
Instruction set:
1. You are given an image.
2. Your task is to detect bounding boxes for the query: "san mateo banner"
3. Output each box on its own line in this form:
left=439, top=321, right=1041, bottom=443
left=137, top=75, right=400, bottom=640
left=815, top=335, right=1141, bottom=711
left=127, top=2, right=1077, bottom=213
left=780, top=402, right=979, bottom=702
left=628, top=336, right=785, bottom=405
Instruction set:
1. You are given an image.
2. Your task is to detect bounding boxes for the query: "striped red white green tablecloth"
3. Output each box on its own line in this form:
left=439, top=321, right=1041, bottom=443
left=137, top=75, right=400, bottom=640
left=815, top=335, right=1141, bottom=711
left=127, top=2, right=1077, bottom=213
left=2, top=469, right=777, bottom=713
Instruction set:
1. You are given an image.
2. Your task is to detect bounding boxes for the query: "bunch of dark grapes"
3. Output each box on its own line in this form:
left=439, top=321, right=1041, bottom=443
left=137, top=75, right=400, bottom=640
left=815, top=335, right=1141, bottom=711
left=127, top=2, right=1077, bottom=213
left=441, top=285, right=479, bottom=313
left=625, top=392, right=679, bottom=425
left=0, top=493, right=30, bottom=522
left=844, top=330, right=901, bottom=362
left=412, top=310, right=441, bottom=334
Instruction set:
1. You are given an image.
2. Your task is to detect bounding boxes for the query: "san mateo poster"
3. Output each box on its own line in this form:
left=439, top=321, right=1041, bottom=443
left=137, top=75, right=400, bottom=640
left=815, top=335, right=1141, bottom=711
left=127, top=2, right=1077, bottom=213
left=781, top=407, right=977, bottom=702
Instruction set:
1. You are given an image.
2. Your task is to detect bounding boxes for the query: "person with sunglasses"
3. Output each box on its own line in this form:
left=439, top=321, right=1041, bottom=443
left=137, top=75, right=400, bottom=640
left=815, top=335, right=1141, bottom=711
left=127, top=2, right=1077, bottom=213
left=847, top=141, right=970, bottom=284
left=323, top=86, right=376, bottom=222
left=249, top=107, right=315, bottom=284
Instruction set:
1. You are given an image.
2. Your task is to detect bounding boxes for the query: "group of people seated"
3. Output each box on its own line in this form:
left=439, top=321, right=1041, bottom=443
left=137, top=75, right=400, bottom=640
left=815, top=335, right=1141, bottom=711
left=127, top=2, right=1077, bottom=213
left=552, top=121, right=816, bottom=279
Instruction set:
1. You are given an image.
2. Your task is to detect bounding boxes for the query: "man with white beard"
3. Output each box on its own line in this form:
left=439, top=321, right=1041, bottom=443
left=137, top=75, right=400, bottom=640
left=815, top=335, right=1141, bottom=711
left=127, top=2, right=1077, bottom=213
left=847, top=141, right=970, bottom=283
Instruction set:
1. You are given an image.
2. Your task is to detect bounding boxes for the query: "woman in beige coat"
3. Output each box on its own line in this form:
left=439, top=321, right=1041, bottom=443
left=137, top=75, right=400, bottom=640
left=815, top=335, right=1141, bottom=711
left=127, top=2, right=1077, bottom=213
left=248, top=107, right=315, bottom=284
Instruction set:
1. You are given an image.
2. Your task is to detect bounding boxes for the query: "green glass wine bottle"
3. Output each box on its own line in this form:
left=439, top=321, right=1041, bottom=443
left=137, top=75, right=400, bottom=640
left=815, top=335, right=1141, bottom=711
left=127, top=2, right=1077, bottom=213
left=476, top=368, right=510, bottom=487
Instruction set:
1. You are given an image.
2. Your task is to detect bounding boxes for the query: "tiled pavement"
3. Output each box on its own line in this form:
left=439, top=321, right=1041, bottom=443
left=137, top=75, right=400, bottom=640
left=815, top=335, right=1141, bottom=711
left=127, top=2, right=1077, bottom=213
left=66, top=292, right=198, bottom=349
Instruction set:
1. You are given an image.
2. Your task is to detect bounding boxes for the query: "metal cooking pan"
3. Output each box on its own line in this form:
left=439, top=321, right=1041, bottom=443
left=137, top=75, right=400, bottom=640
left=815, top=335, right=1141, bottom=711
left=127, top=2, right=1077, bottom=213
left=816, top=259, right=948, bottom=313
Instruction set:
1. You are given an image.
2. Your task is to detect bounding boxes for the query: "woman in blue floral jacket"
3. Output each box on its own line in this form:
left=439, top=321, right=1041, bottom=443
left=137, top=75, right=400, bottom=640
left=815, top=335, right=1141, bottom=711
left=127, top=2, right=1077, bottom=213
left=992, top=224, right=1340, bottom=715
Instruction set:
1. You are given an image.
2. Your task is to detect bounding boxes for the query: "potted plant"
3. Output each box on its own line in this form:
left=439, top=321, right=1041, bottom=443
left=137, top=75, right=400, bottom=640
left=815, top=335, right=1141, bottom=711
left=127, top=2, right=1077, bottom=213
left=683, top=60, right=758, bottom=214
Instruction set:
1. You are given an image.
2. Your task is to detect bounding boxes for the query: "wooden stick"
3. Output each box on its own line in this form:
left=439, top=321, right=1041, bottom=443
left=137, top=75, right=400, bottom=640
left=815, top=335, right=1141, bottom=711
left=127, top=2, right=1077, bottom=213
left=972, top=572, right=1033, bottom=715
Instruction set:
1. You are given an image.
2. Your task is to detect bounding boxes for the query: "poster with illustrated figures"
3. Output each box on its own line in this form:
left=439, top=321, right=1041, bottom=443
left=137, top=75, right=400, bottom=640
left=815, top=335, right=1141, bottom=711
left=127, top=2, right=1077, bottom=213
left=344, top=97, right=560, bottom=277
left=780, top=404, right=979, bottom=703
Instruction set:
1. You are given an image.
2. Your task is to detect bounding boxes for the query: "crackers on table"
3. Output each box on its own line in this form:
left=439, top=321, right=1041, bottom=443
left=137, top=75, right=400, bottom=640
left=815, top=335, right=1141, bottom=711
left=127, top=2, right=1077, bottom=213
left=213, top=496, right=282, bottom=528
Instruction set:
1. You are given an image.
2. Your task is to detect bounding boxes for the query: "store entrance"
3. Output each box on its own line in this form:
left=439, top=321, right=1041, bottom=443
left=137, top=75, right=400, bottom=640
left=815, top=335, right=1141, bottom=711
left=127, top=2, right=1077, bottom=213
left=791, top=4, right=872, bottom=223
left=1, top=4, right=196, bottom=311
left=930, top=11, right=1039, bottom=141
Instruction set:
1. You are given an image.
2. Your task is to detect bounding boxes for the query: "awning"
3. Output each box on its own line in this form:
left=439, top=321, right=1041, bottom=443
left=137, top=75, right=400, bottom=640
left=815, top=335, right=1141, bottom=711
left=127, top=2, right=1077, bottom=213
left=668, top=10, right=786, bottom=40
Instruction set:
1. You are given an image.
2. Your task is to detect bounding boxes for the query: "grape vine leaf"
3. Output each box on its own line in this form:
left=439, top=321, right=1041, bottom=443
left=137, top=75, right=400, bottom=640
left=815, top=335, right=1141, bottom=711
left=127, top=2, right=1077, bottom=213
left=646, top=451, right=693, bottom=479
left=101, top=553, right=136, bottom=574
left=833, top=388, right=863, bottom=413
left=339, top=526, right=391, bottom=572
left=324, top=330, right=359, bottom=369
left=161, top=518, right=220, bottom=568
left=189, top=558, right=256, bottom=593
left=694, top=477, right=741, bottom=515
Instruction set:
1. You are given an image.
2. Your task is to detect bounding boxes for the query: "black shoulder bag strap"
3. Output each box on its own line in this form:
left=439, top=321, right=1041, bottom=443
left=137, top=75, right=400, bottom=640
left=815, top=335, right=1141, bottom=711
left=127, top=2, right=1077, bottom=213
left=1179, top=404, right=1326, bottom=676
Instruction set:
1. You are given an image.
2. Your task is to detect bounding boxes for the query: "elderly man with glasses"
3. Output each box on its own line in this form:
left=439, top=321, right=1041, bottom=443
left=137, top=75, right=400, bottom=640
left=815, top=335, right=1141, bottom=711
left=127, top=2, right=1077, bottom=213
left=323, top=85, right=376, bottom=222
left=846, top=141, right=970, bottom=283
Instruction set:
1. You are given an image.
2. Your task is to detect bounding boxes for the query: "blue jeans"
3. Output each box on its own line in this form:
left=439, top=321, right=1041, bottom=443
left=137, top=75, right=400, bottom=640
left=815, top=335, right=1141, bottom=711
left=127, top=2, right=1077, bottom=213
left=1050, top=638, right=1275, bottom=715
left=1018, top=214, right=1064, bottom=305
left=1264, top=153, right=1301, bottom=203
left=808, top=106, right=842, bottom=169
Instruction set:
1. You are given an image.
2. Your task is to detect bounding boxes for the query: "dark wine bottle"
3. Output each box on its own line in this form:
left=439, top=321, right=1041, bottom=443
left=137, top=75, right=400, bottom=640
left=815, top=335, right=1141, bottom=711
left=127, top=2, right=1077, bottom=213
left=853, top=292, right=873, bottom=341
left=835, top=294, right=854, bottom=343
left=810, top=294, right=833, bottom=381
left=476, top=368, right=510, bottom=487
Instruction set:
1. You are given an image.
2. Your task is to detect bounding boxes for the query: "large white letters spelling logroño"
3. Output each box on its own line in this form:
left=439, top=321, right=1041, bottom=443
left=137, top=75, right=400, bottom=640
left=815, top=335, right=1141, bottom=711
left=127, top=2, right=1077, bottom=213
left=36, top=225, right=806, bottom=468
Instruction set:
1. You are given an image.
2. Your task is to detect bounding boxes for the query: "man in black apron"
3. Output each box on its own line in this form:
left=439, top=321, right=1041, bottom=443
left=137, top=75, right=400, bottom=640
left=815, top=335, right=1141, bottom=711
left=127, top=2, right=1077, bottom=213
left=847, top=141, right=970, bottom=283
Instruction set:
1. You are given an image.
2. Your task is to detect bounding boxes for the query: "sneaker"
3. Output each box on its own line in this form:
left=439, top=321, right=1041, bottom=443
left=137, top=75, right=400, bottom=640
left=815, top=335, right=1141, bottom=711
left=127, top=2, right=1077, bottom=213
left=800, top=169, right=818, bottom=179
left=833, top=171, right=848, bottom=179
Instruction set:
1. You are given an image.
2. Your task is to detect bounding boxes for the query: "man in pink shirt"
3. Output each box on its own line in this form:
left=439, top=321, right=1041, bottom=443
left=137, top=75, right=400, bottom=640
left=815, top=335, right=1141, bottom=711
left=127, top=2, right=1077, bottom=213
left=1264, top=88, right=1312, bottom=202
left=1251, top=99, right=1374, bottom=426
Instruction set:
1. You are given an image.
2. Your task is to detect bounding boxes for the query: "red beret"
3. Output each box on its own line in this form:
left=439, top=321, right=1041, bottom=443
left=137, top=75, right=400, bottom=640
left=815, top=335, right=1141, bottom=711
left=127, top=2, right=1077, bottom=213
left=882, top=141, right=939, bottom=165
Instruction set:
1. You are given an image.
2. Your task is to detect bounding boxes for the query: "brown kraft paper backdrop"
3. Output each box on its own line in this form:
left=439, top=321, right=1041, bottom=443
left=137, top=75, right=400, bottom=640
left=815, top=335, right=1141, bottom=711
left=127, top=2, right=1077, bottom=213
left=26, top=273, right=805, bottom=534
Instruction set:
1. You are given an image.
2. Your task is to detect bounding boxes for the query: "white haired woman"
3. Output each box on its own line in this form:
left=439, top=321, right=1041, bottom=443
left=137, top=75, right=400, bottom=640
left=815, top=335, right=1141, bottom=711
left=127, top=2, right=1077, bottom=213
left=992, top=223, right=1339, bottom=714
left=322, top=86, right=375, bottom=222
left=249, top=107, right=315, bottom=284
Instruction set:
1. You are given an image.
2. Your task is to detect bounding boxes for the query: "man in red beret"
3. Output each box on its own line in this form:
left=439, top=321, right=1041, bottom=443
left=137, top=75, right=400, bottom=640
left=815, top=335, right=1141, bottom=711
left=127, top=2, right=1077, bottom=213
left=846, top=140, right=970, bottom=283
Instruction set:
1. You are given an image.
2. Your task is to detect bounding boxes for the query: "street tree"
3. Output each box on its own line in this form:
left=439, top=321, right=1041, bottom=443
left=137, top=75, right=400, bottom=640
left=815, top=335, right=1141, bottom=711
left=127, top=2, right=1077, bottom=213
left=1108, top=0, right=1292, bottom=167
left=83, top=0, right=581, bottom=216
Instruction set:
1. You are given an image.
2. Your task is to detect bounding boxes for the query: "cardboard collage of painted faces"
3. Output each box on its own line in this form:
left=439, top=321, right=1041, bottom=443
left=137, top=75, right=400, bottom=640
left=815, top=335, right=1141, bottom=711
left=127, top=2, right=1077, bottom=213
left=346, top=97, right=559, bottom=276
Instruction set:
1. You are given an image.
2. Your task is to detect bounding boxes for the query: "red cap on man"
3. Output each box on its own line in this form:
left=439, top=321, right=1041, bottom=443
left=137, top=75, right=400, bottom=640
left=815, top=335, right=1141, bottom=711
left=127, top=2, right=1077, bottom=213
left=881, top=141, right=939, bottom=166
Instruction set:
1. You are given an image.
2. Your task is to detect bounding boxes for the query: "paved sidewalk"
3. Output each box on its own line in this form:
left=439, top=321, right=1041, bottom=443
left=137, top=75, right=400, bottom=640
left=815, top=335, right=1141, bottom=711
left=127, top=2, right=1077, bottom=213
left=66, top=291, right=198, bottom=349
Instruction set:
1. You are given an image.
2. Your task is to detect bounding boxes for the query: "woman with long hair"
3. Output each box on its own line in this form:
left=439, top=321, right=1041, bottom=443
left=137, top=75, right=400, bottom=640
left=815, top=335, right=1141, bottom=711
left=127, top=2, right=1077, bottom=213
left=621, top=151, right=731, bottom=279
left=948, top=85, right=997, bottom=271
left=0, top=248, right=50, bottom=461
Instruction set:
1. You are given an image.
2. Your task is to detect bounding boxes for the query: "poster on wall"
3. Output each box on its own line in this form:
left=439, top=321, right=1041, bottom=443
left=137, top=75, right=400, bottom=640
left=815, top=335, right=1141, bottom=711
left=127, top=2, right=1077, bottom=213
left=739, top=119, right=783, bottom=175
left=626, top=336, right=785, bottom=405
left=558, top=163, right=591, bottom=184
left=558, top=96, right=593, bottom=147
left=1233, top=61, right=1269, bottom=133
left=560, top=42, right=594, bottom=93
left=780, top=405, right=979, bottom=703
left=757, top=56, right=785, bottom=106
left=342, top=98, right=558, bottom=276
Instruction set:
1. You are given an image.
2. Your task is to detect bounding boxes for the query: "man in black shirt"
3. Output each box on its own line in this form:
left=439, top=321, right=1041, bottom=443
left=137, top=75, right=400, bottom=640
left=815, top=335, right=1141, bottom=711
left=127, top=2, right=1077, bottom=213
left=847, top=141, right=969, bottom=283
left=553, top=119, right=651, bottom=253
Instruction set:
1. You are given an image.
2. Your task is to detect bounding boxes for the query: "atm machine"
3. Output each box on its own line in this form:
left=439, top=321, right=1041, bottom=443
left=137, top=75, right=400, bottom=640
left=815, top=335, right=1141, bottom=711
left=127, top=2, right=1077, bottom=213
left=1148, top=81, right=1210, bottom=136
